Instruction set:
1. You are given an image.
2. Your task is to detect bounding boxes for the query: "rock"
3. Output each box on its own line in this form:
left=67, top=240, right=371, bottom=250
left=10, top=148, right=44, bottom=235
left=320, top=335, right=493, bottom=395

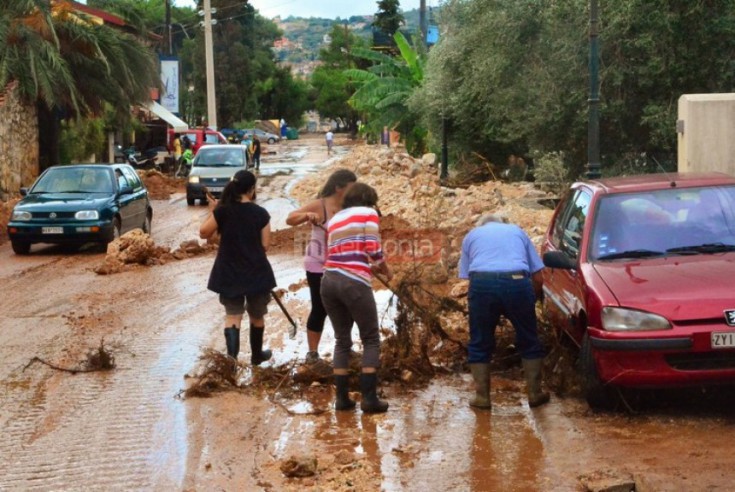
left=580, top=472, right=636, bottom=492
left=420, top=263, right=449, bottom=284
left=93, top=257, right=124, bottom=275
left=422, top=153, right=437, bottom=166
left=401, top=369, right=415, bottom=384
left=106, top=229, right=157, bottom=264
left=357, top=163, right=371, bottom=175
left=334, top=449, right=355, bottom=466
left=179, top=239, right=206, bottom=255
left=280, top=455, right=318, bottom=478
left=450, top=281, right=469, bottom=298
left=172, top=249, right=188, bottom=260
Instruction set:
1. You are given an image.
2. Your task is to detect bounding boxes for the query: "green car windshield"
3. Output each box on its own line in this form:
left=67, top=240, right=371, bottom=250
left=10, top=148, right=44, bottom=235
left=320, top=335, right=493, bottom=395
left=591, top=185, right=735, bottom=260
left=31, top=167, right=113, bottom=194
left=194, top=149, right=245, bottom=167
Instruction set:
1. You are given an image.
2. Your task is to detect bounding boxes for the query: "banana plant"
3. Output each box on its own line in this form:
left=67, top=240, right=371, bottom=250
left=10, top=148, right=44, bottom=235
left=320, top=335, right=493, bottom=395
left=344, top=31, right=428, bottom=155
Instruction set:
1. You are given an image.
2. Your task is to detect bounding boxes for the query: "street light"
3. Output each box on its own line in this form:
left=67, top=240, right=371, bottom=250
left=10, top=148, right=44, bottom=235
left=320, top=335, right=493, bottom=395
left=586, top=0, right=601, bottom=179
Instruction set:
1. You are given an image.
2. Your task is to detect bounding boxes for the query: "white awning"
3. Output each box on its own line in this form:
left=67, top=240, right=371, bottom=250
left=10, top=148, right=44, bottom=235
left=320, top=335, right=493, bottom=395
left=145, top=101, right=188, bottom=132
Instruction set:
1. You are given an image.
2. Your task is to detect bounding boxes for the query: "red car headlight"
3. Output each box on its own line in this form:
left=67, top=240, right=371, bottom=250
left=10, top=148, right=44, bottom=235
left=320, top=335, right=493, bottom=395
left=601, top=307, right=672, bottom=331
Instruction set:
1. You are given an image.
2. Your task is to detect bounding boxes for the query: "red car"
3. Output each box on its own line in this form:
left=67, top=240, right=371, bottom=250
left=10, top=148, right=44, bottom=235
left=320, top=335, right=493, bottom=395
left=542, top=172, right=735, bottom=409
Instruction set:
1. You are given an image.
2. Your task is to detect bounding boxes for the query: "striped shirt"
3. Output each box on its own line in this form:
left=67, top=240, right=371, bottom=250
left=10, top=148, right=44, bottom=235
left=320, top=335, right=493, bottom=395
left=324, top=206, right=384, bottom=286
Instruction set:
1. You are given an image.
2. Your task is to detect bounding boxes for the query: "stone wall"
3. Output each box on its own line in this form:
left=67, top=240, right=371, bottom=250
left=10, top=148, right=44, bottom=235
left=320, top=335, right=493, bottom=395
left=0, top=84, right=39, bottom=199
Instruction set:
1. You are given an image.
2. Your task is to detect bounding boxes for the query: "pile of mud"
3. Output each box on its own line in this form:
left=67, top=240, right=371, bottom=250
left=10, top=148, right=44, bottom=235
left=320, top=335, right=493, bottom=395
left=138, top=170, right=184, bottom=200
left=94, top=229, right=215, bottom=275
left=290, top=145, right=554, bottom=281
left=288, top=143, right=576, bottom=392
left=0, top=196, right=20, bottom=245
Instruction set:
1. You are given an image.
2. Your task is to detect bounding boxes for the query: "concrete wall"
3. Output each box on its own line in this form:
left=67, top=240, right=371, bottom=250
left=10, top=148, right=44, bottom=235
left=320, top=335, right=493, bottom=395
left=0, top=84, right=39, bottom=199
left=677, top=93, right=735, bottom=174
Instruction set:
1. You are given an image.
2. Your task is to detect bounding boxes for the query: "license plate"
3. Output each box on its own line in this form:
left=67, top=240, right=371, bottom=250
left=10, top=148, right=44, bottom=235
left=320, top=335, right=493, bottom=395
left=711, top=331, right=735, bottom=349
left=208, top=187, right=223, bottom=193
left=42, top=227, right=63, bottom=234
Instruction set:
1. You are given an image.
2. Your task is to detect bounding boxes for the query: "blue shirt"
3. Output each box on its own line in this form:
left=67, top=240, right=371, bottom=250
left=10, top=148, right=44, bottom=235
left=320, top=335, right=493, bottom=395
left=458, top=222, right=544, bottom=279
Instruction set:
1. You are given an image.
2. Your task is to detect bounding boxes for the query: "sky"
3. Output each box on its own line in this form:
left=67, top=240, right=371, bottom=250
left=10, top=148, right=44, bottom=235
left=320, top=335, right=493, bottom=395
left=173, top=0, right=430, bottom=20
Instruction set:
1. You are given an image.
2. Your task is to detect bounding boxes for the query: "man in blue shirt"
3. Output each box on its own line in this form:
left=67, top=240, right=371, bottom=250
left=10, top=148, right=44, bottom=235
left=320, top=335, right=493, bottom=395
left=459, top=213, right=550, bottom=409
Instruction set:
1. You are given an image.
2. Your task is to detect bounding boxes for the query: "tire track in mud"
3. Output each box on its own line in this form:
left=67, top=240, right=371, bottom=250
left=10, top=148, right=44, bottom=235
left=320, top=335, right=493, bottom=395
left=0, top=196, right=222, bottom=489
left=0, top=328, right=207, bottom=490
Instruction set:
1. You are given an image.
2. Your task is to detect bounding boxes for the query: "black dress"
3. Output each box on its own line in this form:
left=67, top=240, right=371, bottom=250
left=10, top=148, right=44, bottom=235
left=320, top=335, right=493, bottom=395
left=207, top=202, right=276, bottom=297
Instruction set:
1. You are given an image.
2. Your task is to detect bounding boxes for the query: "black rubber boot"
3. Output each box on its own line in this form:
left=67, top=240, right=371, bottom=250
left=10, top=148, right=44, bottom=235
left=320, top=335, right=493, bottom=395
left=334, top=375, right=356, bottom=411
left=359, top=373, right=389, bottom=413
left=223, top=326, right=239, bottom=359
left=249, top=324, right=272, bottom=366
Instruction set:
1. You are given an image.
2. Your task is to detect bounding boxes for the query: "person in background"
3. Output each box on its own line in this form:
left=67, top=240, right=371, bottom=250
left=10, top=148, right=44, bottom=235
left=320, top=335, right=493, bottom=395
left=458, top=213, right=550, bottom=410
left=200, top=170, right=276, bottom=366
left=172, top=133, right=182, bottom=167
left=325, top=130, right=334, bottom=155
left=286, top=169, right=358, bottom=364
left=321, top=183, right=392, bottom=413
left=241, top=133, right=253, bottom=168
left=250, top=135, right=262, bottom=171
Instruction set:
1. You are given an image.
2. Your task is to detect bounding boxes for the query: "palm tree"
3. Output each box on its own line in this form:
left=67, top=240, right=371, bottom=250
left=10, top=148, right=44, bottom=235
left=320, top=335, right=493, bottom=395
left=0, top=0, right=159, bottom=172
left=345, top=32, right=427, bottom=154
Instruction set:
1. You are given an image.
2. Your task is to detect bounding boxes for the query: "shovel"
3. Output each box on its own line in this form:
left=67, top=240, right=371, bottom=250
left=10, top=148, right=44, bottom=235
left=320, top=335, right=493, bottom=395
left=272, top=290, right=298, bottom=339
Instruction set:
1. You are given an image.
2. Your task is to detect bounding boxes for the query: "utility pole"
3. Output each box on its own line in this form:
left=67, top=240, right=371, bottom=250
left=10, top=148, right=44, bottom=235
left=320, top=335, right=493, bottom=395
left=419, top=0, right=427, bottom=49
left=203, top=0, right=217, bottom=129
left=165, top=0, right=172, bottom=55
left=586, top=0, right=601, bottom=179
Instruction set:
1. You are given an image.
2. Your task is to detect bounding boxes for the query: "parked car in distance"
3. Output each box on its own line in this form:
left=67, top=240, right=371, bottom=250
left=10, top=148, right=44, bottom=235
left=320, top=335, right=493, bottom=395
left=241, top=128, right=280, bottom=144
left=186, top=145, right=249, bottom=206
left=7, top=163, right=152, bottom=255
left=167, top=128, right=227, bottom=155
left=541, top=172, right=735, bottom=410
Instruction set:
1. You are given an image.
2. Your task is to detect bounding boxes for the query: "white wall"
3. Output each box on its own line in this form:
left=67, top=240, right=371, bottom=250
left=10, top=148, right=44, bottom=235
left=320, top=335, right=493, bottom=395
left=677, top=93, right=735, bottom=174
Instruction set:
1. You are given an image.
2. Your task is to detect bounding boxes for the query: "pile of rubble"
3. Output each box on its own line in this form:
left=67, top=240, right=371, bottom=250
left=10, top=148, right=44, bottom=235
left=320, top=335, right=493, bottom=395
left=0, top=196, right=19, bottom=245
left=291, top=144, right=555, bottom=281
left=291, top=144, right=558, bottom=382
left=94, top=229, right=215, bottom=275
left=138, top=170, right=184, bottom=200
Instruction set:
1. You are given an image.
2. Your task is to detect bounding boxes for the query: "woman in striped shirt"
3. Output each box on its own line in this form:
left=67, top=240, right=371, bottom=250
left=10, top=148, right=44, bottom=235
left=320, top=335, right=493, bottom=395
left=321, top=183, right=393, bottom=413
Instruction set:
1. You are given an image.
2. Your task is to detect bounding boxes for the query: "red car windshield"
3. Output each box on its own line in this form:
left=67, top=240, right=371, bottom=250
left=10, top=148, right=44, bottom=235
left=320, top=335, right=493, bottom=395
left=591, top=185, right=735, bottom=260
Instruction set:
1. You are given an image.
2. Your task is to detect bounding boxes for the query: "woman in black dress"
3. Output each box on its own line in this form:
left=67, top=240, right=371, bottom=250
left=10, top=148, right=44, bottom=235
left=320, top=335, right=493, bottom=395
left=200, top=170, right=276, bottom=365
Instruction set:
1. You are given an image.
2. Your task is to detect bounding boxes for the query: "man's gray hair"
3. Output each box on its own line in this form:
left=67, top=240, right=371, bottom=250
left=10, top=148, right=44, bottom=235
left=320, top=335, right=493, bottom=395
left=476, top=213, right=509, bottom=227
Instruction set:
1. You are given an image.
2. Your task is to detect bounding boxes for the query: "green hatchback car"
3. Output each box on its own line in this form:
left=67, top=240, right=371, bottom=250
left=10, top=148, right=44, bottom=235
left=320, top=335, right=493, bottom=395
left=7, top=164, right=152, bottom=255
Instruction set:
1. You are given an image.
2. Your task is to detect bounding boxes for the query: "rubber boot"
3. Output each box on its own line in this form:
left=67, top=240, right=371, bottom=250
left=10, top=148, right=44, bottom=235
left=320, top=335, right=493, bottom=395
left=522, top=358, right=551, bottom=407
left=359, top=373, right=389, bottom=413
left=223, top=326, right=239, bottom=359
left=468, top=363, right=492, bottom=409
left=232, top=327, right=240, bottom=358
left=249, top=325, right=272, bottom=366
left=334, top=375, right=356, bottom=411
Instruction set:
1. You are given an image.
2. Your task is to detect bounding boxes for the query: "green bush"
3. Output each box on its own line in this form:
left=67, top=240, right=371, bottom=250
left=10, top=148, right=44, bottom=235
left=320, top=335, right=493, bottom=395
left=59, top=118, right=106, bottom=164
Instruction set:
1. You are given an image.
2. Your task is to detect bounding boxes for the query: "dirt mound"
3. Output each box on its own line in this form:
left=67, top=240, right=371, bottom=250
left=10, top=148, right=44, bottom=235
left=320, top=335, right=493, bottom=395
left=290, top=144, right=554, bottom=277
left=270, top=224, right=305, bottom=256
left=287, top=143, right=560, bottom=389
left=138, top=170, right=184, bottom=200
left=0, top=196, right=20, bottom=245
left=94, top=230, right=215, bottom=275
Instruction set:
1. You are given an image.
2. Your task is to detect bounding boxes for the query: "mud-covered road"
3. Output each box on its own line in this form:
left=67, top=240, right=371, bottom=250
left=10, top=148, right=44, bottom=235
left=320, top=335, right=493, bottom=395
left=1, top=135, right=734, bottom=491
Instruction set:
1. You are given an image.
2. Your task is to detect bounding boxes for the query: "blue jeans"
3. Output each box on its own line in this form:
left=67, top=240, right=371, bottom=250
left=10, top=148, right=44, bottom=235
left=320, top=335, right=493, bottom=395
left=467, top=275, right=545, bottom=363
